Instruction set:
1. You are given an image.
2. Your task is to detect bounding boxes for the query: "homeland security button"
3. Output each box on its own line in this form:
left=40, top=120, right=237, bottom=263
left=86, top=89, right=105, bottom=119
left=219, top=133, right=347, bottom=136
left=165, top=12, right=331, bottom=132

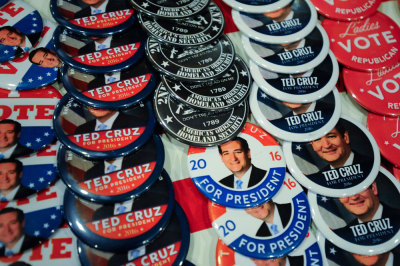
left=283, top=116, right=380, bottom=197
left=209, top=173, right=311, bottom=259
left=322, top=12, right=400, bottom=72
left=0, top=0, right=43, bottom=62
left=232, top=0, right=317, bottom=44
left=53, top=24, right=145, bottom=73
left=53, top=95, right=155, bottom=159
left=0, top=142, right=59, bottom=202
left=77, top=203, right=190, bottom=266
left=145, top=34, right=235, bottom=82
left=188, top=122, right=286, bottom=208
left=222, top=0, right=292, bottom=14
left=64, top=171, right=175, bottom=252
left=130, top=0, right=209, bottom=19
left=57, top=135, right=165, bottom=203
left=163, top=56, right=251, bottom=112
left=343, top=63, right=400, bottom=117
left=0, top=180, right=64, bottom=256
left=250, top=51, right=339, bottom=103
left=61, top=57, right=158, bottom=109
left=309, top=167, right=400, bottom=255
left=367, top=113, right=400, bottom=167
left=154, top=83, right=248, bottom=147
left=250, top=84, right=341, bottom=142
left=0, top=86, right=61, bottom=159
left=310, top=0, right=380, bottom=21
left=0, top=20, right=59, bottom=91
left=243, top=24, right=329, bottom=74
left=50, top=0, right=136, bottom=36
left=216, top=230, right=323, bottom=266
left=138, top=1, right=224, bottom=47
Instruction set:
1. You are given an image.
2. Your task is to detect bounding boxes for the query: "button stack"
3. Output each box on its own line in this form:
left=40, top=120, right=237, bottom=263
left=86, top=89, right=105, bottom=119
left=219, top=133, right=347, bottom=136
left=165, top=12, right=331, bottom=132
left=48, top=0, right=190, bottom=264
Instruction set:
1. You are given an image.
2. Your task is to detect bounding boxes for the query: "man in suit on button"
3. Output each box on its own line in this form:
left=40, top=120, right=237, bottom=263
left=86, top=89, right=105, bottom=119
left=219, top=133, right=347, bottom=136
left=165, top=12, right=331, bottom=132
left=29, top=48, right=62, bottom=68
left=0, top=26, right=41, bottom=52
left=74, top=0, right=131, bottom=19
left=245, top=200, right=292, bottom=237
left=0, top=159, right=35, bottom=201
left=310, top=121, right=370, bottom=170
left=0, top=120, right=34, bottom=159
left=339, top=181, right=400, bottom=226
left=74, top=106, right=146, bottom=134
left=218, top=137, right=266, bottom=189
left=0, top=207, right=43, bottom=256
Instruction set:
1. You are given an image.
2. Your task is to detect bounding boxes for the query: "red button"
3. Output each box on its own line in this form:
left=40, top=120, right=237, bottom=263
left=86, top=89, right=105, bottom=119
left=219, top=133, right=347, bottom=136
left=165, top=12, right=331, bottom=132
left=311, top=0, right=381, bottom=21
left=367, top=113, right=400, bottom=167
left=323, top=12, right=400, bottom=71
left=343, top=63, right=400, bottom=116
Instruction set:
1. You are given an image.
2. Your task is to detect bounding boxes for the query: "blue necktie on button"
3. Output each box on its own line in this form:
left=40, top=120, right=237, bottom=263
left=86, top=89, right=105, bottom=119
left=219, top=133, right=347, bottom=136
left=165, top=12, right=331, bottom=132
left=5, top=250, right=14, bottom=256
left=93, top=8, right=102, bottom=14
left=0, top=153, right=4, bottom=159
left=116, top=204, right=127, bottom=214
left=0, top=196, right=7, bottom=201
left=270, top=224, right=279, bottom=235
left=98, top=123, right=107, bottom=131
left=107, top=164, right=116, bottom=173
left=235, top=179, right=243, bottom=189
left=107, top=76, right=116, bottom=83
left=97, top=44, right=106, bottom=50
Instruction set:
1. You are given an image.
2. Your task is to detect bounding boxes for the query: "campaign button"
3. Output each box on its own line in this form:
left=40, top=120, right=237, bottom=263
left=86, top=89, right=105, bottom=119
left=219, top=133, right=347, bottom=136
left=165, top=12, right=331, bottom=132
left=50, top=0, right=136, bottom=36
left=310, top=0, right=380, bottom=21
left=78, top=203, right=190, bottom=266
left=232, top=0, right=317, bottom=44
left=310, top=167, right=400, bottom=255
left=216, top=230, right=323, bottom=266
left=0, top=224, right=80, bottom=265
left=130, top=0, right=210, bottom=19
left=53, top=24, right=145, bottom=74
left=145, top=34, right=235, bottom=82
left=322, top=12, right=400, bottom=72
left=58, top=134, right=164, bottom=203
left=250, top=83, right=341, bottom=142
left=53, top=95, right=156, bottom=159
left=367, top=113, right=400, bottom=167
left=209, top=173, right=311, bottom=259
left=0, top=20, right=59, bottom=91
left=243, top=24, right=329, bottom=74
left=61, top=57, right=159, bottom=109
left=188, top=122, right=286, bottom=208
left=222, top=0, right=292, bottom=13
left=0, top=180, right=64, bottom=257
left=250, top=51, right=338, bottom=103
left=64, top=171, right=175, bottom=252
left=0, top=0, right=43, bottom=62
left=139, top=1, right=224, bottom=47
left=154, top=83, right=248, bottom=147
left=318, top=231, right=400, bottom=266
left=0, top=86, right=61, bottom=159
left=283, top=115, right=380, bottom=197
left=343, top=63, right=400, bottom=117
left=162, top=55, right=251, bottom=112
left=0, top=141, right=59, bottom=202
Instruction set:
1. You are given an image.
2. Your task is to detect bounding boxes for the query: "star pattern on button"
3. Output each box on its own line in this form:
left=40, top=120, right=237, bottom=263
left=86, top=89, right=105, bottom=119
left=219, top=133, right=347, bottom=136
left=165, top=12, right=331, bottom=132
left=296, top=145, right=302, bottom=151
left=329, top=247, right=336, bottom=255
left=161, top=61, right=169, bottom=67
left=261, top=92, right=267, bottom=98
left=321, top=196, right=328, bottom=202
left=142, top=2, right=149, bottom=8
left=164, top=115, right=173, bottom=123
left=240, top=70, right=248, bottom=76
left=173, top=84, right=181, bottom=91
left=39, top=177, right=44, bottom=182
left=29, top=183, right=34, bottom=188
left=222, top=40, right=229, bottom=46
left=212, top=26, right=219, bottom=31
